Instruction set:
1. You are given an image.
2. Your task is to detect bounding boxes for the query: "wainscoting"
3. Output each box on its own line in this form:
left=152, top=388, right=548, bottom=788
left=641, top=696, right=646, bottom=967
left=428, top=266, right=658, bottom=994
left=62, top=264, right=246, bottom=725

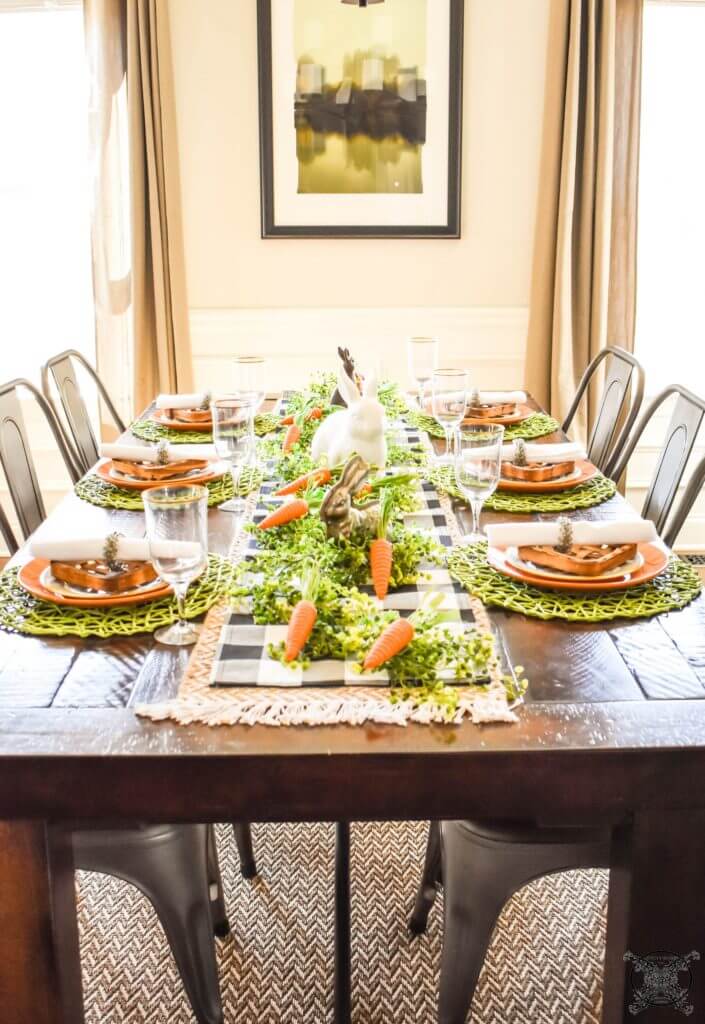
left=189, top=306, right=530, bottom=394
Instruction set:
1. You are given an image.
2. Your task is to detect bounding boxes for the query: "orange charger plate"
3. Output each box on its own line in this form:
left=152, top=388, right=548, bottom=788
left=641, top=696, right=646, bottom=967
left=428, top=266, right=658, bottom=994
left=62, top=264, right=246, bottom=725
left=462, top=402, right=535, bottom=427
left=18, top=559, right=172, bottom=608
left=497, top=459, right=599, bottom=493
left=96, top=458, right=227, bottom=492
left=486, top=542, right=669, bottom=593
left=152, top=409, right=213, bottom=431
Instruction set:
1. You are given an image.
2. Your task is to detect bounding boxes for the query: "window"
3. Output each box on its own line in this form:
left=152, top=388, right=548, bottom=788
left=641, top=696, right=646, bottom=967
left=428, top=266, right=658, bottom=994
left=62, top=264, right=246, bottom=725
left=631, top=0, right=705, bottom=549
left=0, top=2, right=95, bottom=381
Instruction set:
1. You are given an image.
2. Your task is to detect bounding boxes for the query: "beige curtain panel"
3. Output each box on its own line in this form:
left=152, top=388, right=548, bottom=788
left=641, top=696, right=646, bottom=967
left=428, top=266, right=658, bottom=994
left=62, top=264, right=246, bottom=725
left=84, top=0, right=192, bottom=419
left=526, top=0, right=643, bottom=443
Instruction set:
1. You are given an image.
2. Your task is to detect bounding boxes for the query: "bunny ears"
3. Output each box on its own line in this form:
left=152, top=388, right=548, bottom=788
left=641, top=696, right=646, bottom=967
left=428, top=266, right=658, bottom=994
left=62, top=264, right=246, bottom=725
left=336, top=366, right=378, bottom=407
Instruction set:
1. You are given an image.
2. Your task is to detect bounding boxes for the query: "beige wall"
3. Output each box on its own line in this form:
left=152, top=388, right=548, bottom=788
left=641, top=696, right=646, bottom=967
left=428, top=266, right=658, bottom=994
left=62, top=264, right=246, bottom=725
left=169, top=0, right=552, bottom=312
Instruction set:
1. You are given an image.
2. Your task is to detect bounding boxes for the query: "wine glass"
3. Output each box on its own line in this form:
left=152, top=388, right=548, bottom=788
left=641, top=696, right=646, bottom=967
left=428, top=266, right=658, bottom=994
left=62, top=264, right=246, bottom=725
left=432, top=368, right=468, bottom=462
left=211, top=396, right=255, bottom=513
left=143, top=484, right=208, bottom=646
left=234, top=355, right=267, bottom=465
left=407, top=337, right=438, bottom=412
left=455, top=424, right=505, bottom=543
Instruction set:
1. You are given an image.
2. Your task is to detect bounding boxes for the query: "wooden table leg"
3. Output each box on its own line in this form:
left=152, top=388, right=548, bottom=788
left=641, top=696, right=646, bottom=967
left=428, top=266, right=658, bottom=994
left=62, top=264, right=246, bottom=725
left=602, top=810, right=705, bottom=1023
left=334, top=821, right=351, bottom=1024
left=0, top=821, right=84, bottom=1024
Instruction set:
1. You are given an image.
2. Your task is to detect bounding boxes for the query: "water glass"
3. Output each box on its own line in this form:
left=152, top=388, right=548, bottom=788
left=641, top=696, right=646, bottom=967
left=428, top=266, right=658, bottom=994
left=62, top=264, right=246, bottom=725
left=432, top=368, right=468, bottom=462
left=211, top=396, right=255, bottom=513
left=455, top=424, right=505, bottom=542
left=407, top=337, right=438, bottom=411
left=143, top=484, right=208, bottom=646
left=234, top=355, right=267, bottom=464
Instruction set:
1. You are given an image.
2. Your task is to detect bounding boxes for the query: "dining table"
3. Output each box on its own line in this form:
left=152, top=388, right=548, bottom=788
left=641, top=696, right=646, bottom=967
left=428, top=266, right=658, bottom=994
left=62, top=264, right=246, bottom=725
left=1, top=393, right=705, bottom=1024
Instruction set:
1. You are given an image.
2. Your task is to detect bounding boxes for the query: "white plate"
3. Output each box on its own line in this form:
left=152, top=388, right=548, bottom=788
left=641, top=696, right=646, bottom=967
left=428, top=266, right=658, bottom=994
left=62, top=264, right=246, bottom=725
left=505, top=546, right=645, bottom=583
left=39, top=566, right=165, bottom=600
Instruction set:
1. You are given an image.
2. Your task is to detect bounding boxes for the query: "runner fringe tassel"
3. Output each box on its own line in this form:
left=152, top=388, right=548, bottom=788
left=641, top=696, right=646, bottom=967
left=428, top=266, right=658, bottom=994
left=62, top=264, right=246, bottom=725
left=136, top=445, right=518, bottom=728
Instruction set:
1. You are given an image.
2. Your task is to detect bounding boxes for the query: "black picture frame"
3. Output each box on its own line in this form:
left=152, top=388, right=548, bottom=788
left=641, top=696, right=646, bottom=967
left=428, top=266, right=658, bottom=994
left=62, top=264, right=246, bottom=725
left=257, top=0, right=464, bottom=238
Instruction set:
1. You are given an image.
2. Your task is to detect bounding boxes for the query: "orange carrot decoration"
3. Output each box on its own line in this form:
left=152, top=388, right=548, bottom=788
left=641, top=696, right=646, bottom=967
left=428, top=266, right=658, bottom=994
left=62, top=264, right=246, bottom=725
left=282, top=422, right=301, bottom=452
left=275, top=466, right=331, bottom=496
left=284, top=562, right=320, bottom=662
left=363, top=618, right=415, bottom=671
left=369, top=488, right=394, bottom=600
left=258, top=498, right=309, bottom=530
left=280, top=405, right=323, bottom=427
left=362, top=594, right=455, bottom=672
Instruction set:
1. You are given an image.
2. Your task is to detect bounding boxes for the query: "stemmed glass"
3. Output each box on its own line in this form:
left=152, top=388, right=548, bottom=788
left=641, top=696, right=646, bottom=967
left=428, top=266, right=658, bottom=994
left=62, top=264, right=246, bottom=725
left=211, top=396, right=255, bottom=513
left=143, top=484, right=208, bottom=646
left=234, top=355, right=267, bottom=462
left=432, top=368, right=468, bottom=463
left=455, top=424, right=505, bottom=543
left=407, top=337, right=438, bottom=412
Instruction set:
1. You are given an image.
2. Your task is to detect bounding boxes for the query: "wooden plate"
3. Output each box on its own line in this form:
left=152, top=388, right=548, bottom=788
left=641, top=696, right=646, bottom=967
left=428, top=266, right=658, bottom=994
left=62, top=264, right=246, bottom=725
left=18, top=559, right=172, bottom=608
left=486, top=542, right=669, bottom=592
left=462, top=402, right=534, bottom=427
left=498, top=459, right=599, bottom=493
left=96, top=458, right=228, bottom=492
left=152, top=409, right=213, bottom=431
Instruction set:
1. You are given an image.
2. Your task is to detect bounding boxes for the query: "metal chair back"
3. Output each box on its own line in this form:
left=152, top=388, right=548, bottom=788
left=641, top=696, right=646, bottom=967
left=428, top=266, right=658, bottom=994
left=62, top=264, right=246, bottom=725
left=0, top=378, right=81, bottom=543
left=562, top=346, right=645, bottom=475
left=41, top=349, right=126, bottom=473
left=611, top=384, right=705, bottom=544
left=665, top=449, right=705, bottom=549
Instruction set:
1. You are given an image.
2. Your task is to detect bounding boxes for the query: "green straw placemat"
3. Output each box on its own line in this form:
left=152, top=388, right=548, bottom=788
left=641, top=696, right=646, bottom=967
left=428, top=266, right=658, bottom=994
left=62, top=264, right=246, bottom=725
left=0, top=554, right=238, bottom=639
left=406, top=410, right=560, bottom=442
left=427, top=465, right=617, bottom=514
left=75, top=467, right=263, bottom=511
left=130, top=413, right=279, bottom=444
left=449, top=543, right=702, bottom=623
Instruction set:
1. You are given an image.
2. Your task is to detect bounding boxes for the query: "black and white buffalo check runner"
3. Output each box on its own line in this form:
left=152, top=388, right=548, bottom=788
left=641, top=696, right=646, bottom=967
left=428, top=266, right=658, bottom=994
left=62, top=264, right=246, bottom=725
left=210, top=422, right=481, bottom=687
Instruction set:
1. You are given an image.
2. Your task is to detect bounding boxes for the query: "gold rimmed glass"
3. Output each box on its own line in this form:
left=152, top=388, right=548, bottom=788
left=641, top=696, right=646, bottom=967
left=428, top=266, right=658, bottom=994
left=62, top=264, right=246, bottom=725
left=143, top=484, right=208, bottom=646
left=211, top=396, right=255, bottom=513
left=407, top=337, right=438, bottom=411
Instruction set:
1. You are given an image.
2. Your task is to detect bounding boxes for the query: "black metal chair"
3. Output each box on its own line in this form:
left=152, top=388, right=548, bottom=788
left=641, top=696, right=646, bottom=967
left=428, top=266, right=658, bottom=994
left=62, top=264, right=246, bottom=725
left=410, top=384, right=705, bottom=1024
left=0, top=378, right=251, bottom=1022
left=0, top=378, right=82, bottom=549
left=41, top=349, right=126, bottom=473
left=609, top=384, right=705, bottom=546
left=561, top=345, right=645, bottom=475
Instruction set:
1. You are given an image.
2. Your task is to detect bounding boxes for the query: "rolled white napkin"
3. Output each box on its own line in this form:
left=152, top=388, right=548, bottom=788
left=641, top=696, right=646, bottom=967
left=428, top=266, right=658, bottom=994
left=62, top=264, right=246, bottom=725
left=30, top=536, right=202, bottom=562
left=486, top=519, right=658, bottom=549
left=471, top=390, right=527, bottom=405
left=155, top=393, right=208, bottom=411
left=500, top=441, right=586, bottom=464
left=100, top=442, right=216, bottom=464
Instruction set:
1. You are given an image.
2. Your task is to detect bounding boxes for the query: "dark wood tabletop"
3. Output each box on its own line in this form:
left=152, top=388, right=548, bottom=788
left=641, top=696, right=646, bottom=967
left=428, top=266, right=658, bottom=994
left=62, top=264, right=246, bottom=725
left=1, top=397, right=704, bottom=1024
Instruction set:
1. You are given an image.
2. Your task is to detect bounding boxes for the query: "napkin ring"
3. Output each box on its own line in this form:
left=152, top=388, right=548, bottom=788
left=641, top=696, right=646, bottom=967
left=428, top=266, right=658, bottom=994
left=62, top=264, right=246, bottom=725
left=200, top=391, right=212, bottom=411
left=555, top=517, right=573, bottom=553
left=103, top=532, right=125, bottom=571
left=513, top=438, right=527, bottom=466
left=156, top=440, right=171, bottom=465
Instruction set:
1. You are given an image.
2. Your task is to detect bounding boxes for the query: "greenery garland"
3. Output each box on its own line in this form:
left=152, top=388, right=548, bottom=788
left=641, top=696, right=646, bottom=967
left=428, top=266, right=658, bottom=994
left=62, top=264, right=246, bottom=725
left=75, top=468, right=262, bottom=511
left=449, top=543, right=702, bottom=623
left=0, top=554, right=239, bottom=639
left=427, top=465, right=617, bottom=514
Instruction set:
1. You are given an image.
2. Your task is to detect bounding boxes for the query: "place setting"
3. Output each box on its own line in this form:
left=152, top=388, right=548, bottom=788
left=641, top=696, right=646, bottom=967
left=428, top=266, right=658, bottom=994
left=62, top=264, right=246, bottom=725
left=0, top=486, right=239, bottom=640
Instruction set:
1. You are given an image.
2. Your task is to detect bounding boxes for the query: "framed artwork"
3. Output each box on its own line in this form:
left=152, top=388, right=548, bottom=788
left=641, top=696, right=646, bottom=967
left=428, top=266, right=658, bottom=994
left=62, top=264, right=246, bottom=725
left=257, top=0, right=464, bottom=238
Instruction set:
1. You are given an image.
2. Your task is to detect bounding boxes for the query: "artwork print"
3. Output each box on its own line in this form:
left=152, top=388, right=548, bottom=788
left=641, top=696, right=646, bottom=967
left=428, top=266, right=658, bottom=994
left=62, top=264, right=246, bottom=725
left=258, top=0, right=463, bottom=237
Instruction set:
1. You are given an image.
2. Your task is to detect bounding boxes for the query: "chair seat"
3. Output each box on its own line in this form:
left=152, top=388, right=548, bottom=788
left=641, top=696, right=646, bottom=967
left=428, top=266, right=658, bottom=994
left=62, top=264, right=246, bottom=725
left=457, top=818, right=611, bottom=846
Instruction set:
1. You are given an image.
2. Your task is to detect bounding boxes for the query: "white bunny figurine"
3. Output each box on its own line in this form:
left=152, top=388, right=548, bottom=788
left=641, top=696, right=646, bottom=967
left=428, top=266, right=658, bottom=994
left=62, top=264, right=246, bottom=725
left=311, top=367, right=387, bottom=468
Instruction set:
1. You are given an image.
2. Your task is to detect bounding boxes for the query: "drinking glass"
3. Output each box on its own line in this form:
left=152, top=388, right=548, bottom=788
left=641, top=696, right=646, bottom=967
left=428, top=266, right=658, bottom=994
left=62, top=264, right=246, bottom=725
left=234, top=355, right=267, bottom=465
left=455, top=424, right=505, bottom=542
left=432, top=368, right=468, bottom=463
left=211, top=396, right=255, bottom=513
left=143, top=484, right=208, bottom=646
left=407, top=337, right=438, bottom=411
